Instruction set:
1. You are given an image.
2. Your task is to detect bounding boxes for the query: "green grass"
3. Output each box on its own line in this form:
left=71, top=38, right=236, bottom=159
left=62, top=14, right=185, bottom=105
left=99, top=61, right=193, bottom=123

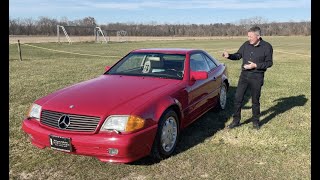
left=9, top=36, right=311, bottom=179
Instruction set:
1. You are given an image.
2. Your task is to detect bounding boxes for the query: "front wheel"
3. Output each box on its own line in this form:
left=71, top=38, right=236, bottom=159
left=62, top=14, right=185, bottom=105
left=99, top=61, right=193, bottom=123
left=151, top=110, right=179, bottom=160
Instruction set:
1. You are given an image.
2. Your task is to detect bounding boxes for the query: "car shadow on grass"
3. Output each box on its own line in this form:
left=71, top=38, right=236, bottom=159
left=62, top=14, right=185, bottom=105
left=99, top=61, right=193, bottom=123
left=173, top=86, right=250, bottom=156
left=132, top=86, right=252, bottom=165
left=241, top=94, right=308, bottom=127
left=132, top=93, right=308, bottom=165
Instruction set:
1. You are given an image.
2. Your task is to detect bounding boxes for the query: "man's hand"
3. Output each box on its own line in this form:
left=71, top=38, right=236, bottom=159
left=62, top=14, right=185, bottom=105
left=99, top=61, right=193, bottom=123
left=222, top=49, right=229, bottom=58
left=243, top=61, right=257, bottom=69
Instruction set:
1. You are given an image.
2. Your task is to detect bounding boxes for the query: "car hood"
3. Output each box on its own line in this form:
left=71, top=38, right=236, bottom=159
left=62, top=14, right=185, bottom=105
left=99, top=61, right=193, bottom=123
left=38, top=75, right=180, bottom=117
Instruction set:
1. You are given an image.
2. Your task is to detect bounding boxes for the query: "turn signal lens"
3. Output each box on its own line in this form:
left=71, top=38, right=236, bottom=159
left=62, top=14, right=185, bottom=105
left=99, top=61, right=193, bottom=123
left=101, top=115, right=145, bottom=133
left=125, top=115, right=145, bottom=132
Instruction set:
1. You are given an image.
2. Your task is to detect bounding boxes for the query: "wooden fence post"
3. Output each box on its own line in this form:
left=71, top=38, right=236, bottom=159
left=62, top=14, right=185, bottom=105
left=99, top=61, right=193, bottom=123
left=17, top=40, right=22, bottom=61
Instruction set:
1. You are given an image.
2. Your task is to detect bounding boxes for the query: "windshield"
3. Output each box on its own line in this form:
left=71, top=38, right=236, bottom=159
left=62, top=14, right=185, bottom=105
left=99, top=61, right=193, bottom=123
left=106, top=52, right=185, bottom=80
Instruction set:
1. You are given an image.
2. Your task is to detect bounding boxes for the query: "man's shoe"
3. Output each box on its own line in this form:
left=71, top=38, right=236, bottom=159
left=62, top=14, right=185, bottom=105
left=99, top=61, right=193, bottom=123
left=228, top=121, right=240, bottom=129
left=252, top=121, right=260, bottom=130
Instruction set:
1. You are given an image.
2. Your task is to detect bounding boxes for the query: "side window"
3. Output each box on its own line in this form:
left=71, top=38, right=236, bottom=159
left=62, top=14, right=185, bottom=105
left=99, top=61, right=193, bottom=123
left=203, top=54, right=217, bottom=70
left=190, top=53, right=210, bottom=72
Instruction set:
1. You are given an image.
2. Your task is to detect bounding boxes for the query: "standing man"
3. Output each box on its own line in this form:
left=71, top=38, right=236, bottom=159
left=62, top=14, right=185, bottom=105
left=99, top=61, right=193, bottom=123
left=222, top=26, right=273, bottom=130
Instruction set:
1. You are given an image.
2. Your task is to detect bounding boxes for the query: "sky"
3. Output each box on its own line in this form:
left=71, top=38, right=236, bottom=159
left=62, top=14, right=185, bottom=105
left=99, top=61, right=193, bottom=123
left=9, top=0, right=311, bottom=25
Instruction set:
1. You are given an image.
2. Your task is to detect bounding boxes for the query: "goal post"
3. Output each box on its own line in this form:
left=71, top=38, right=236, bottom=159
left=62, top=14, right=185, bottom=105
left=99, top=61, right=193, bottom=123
left=95, top=27, right=108, bottom=44
left=57, top=25, right=72, bottom=44
left=57, top=25, right=97, bottom=44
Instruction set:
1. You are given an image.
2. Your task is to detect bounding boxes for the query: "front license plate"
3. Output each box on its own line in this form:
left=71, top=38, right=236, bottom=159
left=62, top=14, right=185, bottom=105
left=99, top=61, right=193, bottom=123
left=49, top=135, right=72, bottom=152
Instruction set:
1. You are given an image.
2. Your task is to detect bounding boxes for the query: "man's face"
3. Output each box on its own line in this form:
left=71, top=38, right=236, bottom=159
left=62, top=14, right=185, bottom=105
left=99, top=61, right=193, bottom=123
left=247, top=32, right=260, bottom=45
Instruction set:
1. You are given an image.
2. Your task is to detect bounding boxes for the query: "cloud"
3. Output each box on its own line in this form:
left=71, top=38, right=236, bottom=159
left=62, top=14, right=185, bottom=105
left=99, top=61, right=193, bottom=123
left=10, top=0, right=309, bottom=11
left=82, top=0, right=310, bottom=10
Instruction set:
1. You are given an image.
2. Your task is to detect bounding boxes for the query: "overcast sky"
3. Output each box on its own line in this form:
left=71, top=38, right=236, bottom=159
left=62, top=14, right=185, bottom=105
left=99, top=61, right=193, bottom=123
left=9, top=0, right=311, bottom=24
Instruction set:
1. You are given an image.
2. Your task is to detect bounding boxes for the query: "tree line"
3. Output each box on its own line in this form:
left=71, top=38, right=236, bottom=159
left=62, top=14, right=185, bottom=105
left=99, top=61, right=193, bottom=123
left=9, top=16, right=311, bottom=36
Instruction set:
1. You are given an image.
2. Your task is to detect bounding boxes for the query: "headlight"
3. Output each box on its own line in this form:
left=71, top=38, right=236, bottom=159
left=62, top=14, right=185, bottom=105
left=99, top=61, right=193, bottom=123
left=27, top=103, right=42, bottom=121
left=100, top=115, right=145, bottom=133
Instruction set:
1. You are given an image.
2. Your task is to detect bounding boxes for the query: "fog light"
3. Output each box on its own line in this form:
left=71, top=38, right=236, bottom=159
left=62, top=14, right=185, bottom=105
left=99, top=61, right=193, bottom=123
left=108, top=148, right=118, bottom=155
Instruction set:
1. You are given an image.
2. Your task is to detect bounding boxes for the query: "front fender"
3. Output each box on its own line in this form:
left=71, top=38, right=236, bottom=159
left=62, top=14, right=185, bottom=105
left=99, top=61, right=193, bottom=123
left=135, top=96, right=182, bottom=124
left=154, top=97, right=183, bottom=123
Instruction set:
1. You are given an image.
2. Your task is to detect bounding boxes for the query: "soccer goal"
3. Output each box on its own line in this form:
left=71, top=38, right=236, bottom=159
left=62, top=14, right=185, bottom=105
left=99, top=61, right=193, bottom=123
left=116, top=30, right=128, bottom=42
left=57, top=25, right=108, bottom=44
left=95, top=26, right=108, bottom=44
left=57, top=25, right=72, bottom=44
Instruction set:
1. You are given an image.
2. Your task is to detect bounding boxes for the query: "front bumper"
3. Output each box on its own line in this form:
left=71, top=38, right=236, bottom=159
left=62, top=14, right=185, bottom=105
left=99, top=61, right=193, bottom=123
left=22, top=119, right=158, bottom=163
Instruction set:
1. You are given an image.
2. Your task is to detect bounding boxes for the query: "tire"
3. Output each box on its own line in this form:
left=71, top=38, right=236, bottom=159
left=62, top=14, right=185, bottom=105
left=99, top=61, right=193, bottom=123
left=217, top=82, right=227, bottom=110
left=151, top=110, right=179, bottom=160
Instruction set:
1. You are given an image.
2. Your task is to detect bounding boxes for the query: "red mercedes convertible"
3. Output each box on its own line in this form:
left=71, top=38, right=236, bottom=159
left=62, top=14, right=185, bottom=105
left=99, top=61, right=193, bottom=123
left=22, top=48, right=229, bottom=163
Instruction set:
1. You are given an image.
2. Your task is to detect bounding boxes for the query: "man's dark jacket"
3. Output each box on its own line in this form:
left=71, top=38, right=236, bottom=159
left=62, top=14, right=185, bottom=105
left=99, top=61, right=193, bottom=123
left=228, top=38, right=273, bottom=73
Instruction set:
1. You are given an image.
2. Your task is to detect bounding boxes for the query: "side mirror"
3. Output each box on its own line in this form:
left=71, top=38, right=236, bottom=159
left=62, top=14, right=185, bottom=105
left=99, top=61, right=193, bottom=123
left=105, top=66, right=111, bottom=71
left=190, top=71, right=208, bottom=81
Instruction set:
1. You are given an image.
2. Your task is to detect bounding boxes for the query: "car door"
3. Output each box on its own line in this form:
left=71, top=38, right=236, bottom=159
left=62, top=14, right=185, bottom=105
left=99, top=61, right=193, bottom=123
left=186, top=52, right=220, bottom=125
left=202, top=53, right=222, bottom=108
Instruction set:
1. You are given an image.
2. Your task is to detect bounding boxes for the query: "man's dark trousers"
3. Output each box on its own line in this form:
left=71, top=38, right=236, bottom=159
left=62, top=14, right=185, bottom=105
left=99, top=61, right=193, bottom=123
left=233, top=71, right=264, bottom=123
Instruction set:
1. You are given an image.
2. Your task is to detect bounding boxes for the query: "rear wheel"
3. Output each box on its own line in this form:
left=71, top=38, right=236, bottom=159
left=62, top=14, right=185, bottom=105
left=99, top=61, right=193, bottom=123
left=218, top=82, right=227, bottom=110
left=151, top=110, right=179, bottom=160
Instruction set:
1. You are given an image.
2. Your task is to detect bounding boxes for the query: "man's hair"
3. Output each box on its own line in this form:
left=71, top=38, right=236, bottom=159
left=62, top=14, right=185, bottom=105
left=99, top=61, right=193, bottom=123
left=248, top=26, right=261, bottom=36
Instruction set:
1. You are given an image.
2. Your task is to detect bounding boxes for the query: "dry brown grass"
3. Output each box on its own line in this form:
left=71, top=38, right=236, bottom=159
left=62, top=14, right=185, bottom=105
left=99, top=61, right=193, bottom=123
left=9, top=35, right=243, bottom=44
left=9, top=36, right=310, bottom=179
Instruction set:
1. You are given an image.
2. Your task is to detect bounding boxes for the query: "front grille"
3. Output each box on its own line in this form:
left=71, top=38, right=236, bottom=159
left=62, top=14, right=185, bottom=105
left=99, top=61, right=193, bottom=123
left=40, top=110, right=101, bottom=132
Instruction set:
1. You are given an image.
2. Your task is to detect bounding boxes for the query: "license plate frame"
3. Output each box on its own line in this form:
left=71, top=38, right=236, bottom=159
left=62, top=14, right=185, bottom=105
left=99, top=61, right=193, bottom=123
left=49, top=135, right=72, bottom=152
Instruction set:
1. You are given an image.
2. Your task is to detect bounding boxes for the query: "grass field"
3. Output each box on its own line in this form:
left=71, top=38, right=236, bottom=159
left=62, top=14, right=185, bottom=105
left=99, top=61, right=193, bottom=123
left=9, top=36, right=311, bottom=179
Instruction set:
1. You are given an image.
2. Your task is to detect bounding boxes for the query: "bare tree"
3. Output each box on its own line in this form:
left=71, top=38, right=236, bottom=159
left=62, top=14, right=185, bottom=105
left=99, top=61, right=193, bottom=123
left=8, top=16, right=311, bottom=36
left=9, top=17, right=19, bottom=35
left=37, top=17, right=58, bottom=35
